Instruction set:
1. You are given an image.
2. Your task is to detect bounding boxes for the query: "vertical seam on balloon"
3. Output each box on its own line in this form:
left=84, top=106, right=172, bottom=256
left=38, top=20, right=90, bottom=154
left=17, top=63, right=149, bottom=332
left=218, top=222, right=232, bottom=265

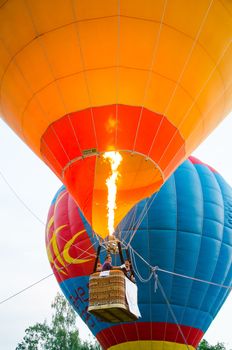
left=161, top=174, right=178, bottom=350
left=147, top=200, right=153, bottom=350
left=0, top=34, right=53, bottom=148
left=208, top=175, right=232, bottom=316
left=160, top=60, right=232, bottom=178
left=127, top=192, right=159, bottom=249
left=0, top=10, right=75, bottom=167
left=149, top=40, right=231, bottom=168
left=210, top=264, right=232, bottom=317
left=70, top=0, right=99, bottom=151
left=91, top=155, right=98, bottom=233
left=159, top=140, right=186, bottom=180
left=191, top=174, right=232, bottom=344
left=170, top=173, right=180, bottom=350
left=23, top=0, right=73, bottom=163
left=40, top=139, right=64, bottom=176
left=218, top=0, right=232, bottom=17
left=173, top=162, right=202, bottom=346
left=190, top=171, right=231, bottom=345
left=185, top=68, right=232, bottom=154
left=162, top=0, right=214, bottom=119
left=124, top=200, right=138, bottom=243
left=147, top=0, right=215, bottom=160
left=115, top=0, right=121, bottom=149
left=122, top=201, right=138, bottom=243
left=132, top=0, right=168, bottom=152
left=67, top=114, right=83, bottom=155
left=182, top=164, right=206, bottom=344
left=128, top=211, right=142, bottom=348
left=193, top=170, right=225, bottom=324
left=41, top=134, right=65, bottom=173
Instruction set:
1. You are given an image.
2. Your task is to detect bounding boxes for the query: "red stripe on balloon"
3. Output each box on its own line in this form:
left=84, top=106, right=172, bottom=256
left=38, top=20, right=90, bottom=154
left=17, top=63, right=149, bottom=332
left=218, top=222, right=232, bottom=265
left=96, top=322, right=203, bottom=349
left=189, top=156, right=217, bottom=173
left=41, top=104, right=185, bottom=178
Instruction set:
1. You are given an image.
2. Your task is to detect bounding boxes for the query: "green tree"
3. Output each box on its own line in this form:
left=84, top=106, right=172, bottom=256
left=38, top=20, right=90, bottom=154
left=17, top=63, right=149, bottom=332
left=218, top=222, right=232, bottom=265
left=197, top=339, right=228, bottom=350
left=16, top=293, right=100, bottom=350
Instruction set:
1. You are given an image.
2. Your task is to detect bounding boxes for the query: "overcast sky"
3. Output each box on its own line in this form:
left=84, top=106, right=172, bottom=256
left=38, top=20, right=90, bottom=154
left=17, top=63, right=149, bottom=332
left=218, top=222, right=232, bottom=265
left=0, top=115, right=232, bottom=350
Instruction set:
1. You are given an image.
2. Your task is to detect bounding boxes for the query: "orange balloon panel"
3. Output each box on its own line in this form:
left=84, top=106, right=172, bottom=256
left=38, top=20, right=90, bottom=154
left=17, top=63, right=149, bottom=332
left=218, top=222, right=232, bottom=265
left=1, top=0, right=232, bottom=236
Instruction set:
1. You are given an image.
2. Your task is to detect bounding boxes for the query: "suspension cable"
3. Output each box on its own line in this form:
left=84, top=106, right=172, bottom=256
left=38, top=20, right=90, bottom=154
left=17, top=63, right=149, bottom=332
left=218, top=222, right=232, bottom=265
left=157, top=278, right=191, bottom=350
left=0, top=168, right=45, bottom=225
left=125, top=242, right=232, bottom=290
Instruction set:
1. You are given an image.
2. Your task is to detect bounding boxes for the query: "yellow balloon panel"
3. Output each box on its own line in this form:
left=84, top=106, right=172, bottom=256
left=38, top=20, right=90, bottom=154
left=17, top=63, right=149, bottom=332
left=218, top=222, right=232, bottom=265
left=73, top=0, right=118, bottom=21
left=85, top=68, right=117, bottom=106
left=22, top=98, right=52, bottom=155
left=1, top=63, right=31, bottom=135
left=152, top=25, right=194, bottom=82
left=0, top=41, right=11, bottom=82
left=120, top=0, right=167, bottom=22
left=15, top=39, right=54, bottom=93
left=109, top=341, right=195, bottom=350
left=25, top=0, right=74, bottom=34
left=0, top=0, right=35, bottom=55
left=119, top=17, right=159, bottom=70
left=41, top=24, right=83, bottom=78
left=164, top=0, right=211, bottom=38
left=199, top=1, right=232, bottom=60
left=78, top=17, right=118, bottom=70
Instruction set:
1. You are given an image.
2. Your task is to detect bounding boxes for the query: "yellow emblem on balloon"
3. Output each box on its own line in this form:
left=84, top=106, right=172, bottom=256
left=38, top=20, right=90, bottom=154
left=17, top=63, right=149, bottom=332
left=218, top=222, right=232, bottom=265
left=47, top=222, right=93, bottom=273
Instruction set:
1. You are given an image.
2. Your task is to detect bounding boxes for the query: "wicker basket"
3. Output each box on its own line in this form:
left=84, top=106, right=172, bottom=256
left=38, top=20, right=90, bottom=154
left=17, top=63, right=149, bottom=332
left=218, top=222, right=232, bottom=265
left=88, top=269, right=138, bottom=323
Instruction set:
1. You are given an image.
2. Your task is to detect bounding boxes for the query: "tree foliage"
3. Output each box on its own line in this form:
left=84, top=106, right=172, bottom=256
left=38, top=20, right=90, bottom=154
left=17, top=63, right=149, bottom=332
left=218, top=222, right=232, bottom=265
left=16, top=295, right=230, bottom=350
left=197, top=339, right=229, bottom=350
left=16, top=293, right=100, bottom=350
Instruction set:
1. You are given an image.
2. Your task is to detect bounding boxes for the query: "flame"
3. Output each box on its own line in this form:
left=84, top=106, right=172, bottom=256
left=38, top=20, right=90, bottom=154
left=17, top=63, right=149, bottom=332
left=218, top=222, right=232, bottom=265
left=103, top=151, right=122, bottom=236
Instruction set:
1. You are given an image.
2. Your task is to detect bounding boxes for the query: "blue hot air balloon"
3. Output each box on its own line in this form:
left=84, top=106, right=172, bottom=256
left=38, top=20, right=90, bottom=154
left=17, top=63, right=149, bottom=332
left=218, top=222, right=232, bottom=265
left=46, top=156, right=232, bottom=350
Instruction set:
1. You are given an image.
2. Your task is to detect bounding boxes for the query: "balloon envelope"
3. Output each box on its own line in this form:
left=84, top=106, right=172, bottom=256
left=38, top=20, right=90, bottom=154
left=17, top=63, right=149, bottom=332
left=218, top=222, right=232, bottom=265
left=46, top=156, right=232, bottom=349
left=2, top=1, right=232, bottom=236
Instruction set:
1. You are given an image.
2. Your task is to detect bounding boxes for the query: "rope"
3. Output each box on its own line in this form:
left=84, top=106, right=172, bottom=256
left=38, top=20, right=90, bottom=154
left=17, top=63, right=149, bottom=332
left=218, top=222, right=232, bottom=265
left=0, top=273, right=54, bottom=306
left=127, top=244, right=232, bottom=290
left=126, top=193, right=158, bottom=248
left=0, top=237, right=100, bottom=307
left=130, top=246, right=153, bottom=283
left=157, top=278, right=190, bottom=350
left=128, top=242, right=191, bottom=349
left=158, top=267, right=232, bottom=290
left=0, top=169, right=45, bottom=226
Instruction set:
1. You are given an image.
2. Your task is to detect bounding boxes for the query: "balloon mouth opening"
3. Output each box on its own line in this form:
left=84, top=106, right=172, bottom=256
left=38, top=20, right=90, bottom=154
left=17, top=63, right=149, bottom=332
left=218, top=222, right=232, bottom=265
left=93, top=150, right=163, bottom=238
left=62, top=150, right=163, bottom=238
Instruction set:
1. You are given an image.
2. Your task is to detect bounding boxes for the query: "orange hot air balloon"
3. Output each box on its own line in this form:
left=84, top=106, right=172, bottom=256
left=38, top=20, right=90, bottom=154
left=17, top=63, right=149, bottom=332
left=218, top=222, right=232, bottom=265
left=1, top=1, right=232, bottom=237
